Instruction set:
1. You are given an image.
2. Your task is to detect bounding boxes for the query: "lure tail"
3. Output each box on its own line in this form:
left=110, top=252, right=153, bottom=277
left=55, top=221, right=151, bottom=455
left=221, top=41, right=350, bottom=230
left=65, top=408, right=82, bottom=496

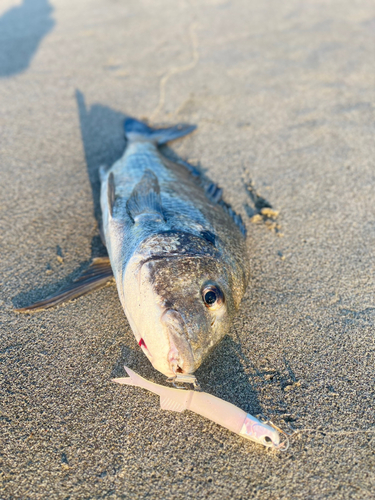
left=113, top=367, right=191, bottom=412
left=124, top=117, right=196, bottom=145
left=113, top=366, right=148, bottom=388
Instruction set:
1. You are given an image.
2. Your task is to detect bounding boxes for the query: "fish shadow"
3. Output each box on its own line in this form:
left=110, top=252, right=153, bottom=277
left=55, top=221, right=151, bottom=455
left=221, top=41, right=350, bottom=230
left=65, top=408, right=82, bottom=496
left=76, top=90, right=127, bottom=232
left=195, top=336, right=263, bottom=416
left=0, top=0, right=55, bottom=78
left=13, top=91, right=127, bottom=308
left=111, top=336, right=263, bottom=417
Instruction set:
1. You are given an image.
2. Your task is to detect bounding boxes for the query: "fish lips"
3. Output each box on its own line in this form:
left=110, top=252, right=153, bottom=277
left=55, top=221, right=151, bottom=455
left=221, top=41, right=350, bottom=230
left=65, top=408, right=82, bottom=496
left=160, top=308, right=195, bottom=375
left=136, top=253, right=197, bottom=376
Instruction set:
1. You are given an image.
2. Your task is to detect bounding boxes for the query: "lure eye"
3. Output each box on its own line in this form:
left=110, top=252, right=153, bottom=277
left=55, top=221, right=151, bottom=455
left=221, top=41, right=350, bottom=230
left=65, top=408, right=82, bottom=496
left=202, top=284, right=224, bottom=311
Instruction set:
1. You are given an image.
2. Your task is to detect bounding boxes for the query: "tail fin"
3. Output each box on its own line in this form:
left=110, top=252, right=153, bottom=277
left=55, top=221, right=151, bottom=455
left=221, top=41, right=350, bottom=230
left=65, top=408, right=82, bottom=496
left=124, top=117, right=196, bottom=145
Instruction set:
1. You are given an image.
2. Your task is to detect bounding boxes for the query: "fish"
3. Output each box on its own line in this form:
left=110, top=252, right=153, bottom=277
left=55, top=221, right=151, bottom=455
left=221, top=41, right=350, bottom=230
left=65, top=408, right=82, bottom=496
left=113, top=366, right=285, bottom=449
left=15, top=118, right=250, bottom=379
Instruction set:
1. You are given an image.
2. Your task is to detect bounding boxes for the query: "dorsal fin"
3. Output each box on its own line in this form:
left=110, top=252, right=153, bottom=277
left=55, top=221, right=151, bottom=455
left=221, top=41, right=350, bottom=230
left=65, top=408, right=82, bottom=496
left=107, top=172, right=115, bottom=216
left=204, top=181, right=223, bottom=204
left=126, top=170, right=165, bottom=223
left=200, top=179, right=246, bottom=236
left=219, top=200, right=247, bottom=236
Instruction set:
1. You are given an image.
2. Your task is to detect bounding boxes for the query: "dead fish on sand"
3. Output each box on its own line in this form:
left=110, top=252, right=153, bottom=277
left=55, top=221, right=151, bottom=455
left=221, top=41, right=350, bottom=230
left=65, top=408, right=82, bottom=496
left=16, top=118, right=249, bottom=381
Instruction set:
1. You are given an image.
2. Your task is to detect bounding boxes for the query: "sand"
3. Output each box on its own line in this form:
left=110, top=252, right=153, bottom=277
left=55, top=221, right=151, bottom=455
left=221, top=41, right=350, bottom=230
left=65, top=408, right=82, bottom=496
left=1, top=0, right=374, bottom=498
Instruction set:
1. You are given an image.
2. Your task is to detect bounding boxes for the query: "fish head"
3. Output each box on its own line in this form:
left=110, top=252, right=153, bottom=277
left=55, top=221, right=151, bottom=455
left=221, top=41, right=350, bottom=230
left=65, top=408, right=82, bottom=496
left=123, top=232, right=246, bottom=377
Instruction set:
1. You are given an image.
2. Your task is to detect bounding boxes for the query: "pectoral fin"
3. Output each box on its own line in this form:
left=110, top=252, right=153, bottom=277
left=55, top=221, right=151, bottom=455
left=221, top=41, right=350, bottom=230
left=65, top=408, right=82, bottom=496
left=107, top=172, right=115, bottom=216
left=14, top=257, right=114, bottom=313
left=126, top=170, right=165, bottom=223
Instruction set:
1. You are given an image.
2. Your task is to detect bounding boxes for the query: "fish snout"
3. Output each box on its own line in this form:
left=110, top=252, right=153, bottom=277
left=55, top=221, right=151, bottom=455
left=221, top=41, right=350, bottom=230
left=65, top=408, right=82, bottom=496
left=161, top=309, right=195, bottom=375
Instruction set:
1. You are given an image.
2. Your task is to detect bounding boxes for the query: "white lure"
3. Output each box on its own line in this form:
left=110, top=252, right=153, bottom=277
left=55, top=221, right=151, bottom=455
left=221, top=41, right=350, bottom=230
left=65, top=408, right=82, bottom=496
left=113, top=366, right=283, bottom=449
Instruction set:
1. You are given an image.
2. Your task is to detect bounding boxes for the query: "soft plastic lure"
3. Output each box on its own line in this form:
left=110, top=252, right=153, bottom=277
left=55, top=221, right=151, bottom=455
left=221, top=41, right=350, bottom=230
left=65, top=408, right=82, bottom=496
left=113, top=366, right=286, bottom=449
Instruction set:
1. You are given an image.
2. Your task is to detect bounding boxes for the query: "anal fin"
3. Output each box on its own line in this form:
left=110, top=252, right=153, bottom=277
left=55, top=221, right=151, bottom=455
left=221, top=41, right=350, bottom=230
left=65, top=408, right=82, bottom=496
left=14, top=257, right=114, bottom=313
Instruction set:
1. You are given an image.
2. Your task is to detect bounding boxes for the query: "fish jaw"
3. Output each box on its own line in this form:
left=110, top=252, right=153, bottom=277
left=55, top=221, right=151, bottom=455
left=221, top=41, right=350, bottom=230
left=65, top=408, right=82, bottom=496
left=122, top=255, right=184, bottom=377
left=161, top=309, right=195, bottom=375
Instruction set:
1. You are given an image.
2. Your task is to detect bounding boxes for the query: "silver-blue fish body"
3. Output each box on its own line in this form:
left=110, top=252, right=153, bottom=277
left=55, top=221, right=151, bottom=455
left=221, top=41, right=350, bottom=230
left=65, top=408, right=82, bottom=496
left=100, top=119, right=249, bottom=377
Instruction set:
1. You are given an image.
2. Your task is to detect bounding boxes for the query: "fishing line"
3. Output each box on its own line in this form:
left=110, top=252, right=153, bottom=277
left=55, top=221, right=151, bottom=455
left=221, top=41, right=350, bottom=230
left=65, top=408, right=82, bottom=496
left=150, top=21, right=199, bottom=122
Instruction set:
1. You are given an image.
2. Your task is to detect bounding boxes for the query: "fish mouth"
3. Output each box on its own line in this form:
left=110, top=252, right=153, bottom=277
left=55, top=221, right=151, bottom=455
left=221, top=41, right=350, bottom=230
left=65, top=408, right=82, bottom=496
left=161, top=308, right=195, bottom=375
left=138, top=252, right=194, bottom=370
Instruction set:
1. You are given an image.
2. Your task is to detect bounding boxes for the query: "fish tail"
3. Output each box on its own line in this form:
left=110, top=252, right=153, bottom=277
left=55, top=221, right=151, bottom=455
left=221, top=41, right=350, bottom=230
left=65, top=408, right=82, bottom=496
left=124, top=117, right=196, bottom=145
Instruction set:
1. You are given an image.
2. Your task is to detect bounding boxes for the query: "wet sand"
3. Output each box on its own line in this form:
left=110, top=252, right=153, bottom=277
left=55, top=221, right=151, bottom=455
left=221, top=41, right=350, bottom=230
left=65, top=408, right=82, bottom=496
left=1, top=0, right=374, bottom=498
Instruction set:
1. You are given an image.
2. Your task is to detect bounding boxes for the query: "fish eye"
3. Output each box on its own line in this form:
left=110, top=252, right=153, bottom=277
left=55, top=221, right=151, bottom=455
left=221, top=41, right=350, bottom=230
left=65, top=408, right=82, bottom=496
left=201, top=284, right=224, bottom=311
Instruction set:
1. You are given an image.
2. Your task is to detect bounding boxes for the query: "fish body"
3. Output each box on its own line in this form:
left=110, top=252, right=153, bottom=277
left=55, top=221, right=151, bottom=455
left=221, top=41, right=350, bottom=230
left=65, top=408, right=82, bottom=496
left=100, top=119, right=249, bottom=377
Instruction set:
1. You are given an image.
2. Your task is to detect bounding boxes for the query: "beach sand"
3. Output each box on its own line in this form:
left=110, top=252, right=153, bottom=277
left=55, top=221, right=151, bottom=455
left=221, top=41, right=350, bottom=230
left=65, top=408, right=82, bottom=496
left=1, top=0, right=374, bottom=498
